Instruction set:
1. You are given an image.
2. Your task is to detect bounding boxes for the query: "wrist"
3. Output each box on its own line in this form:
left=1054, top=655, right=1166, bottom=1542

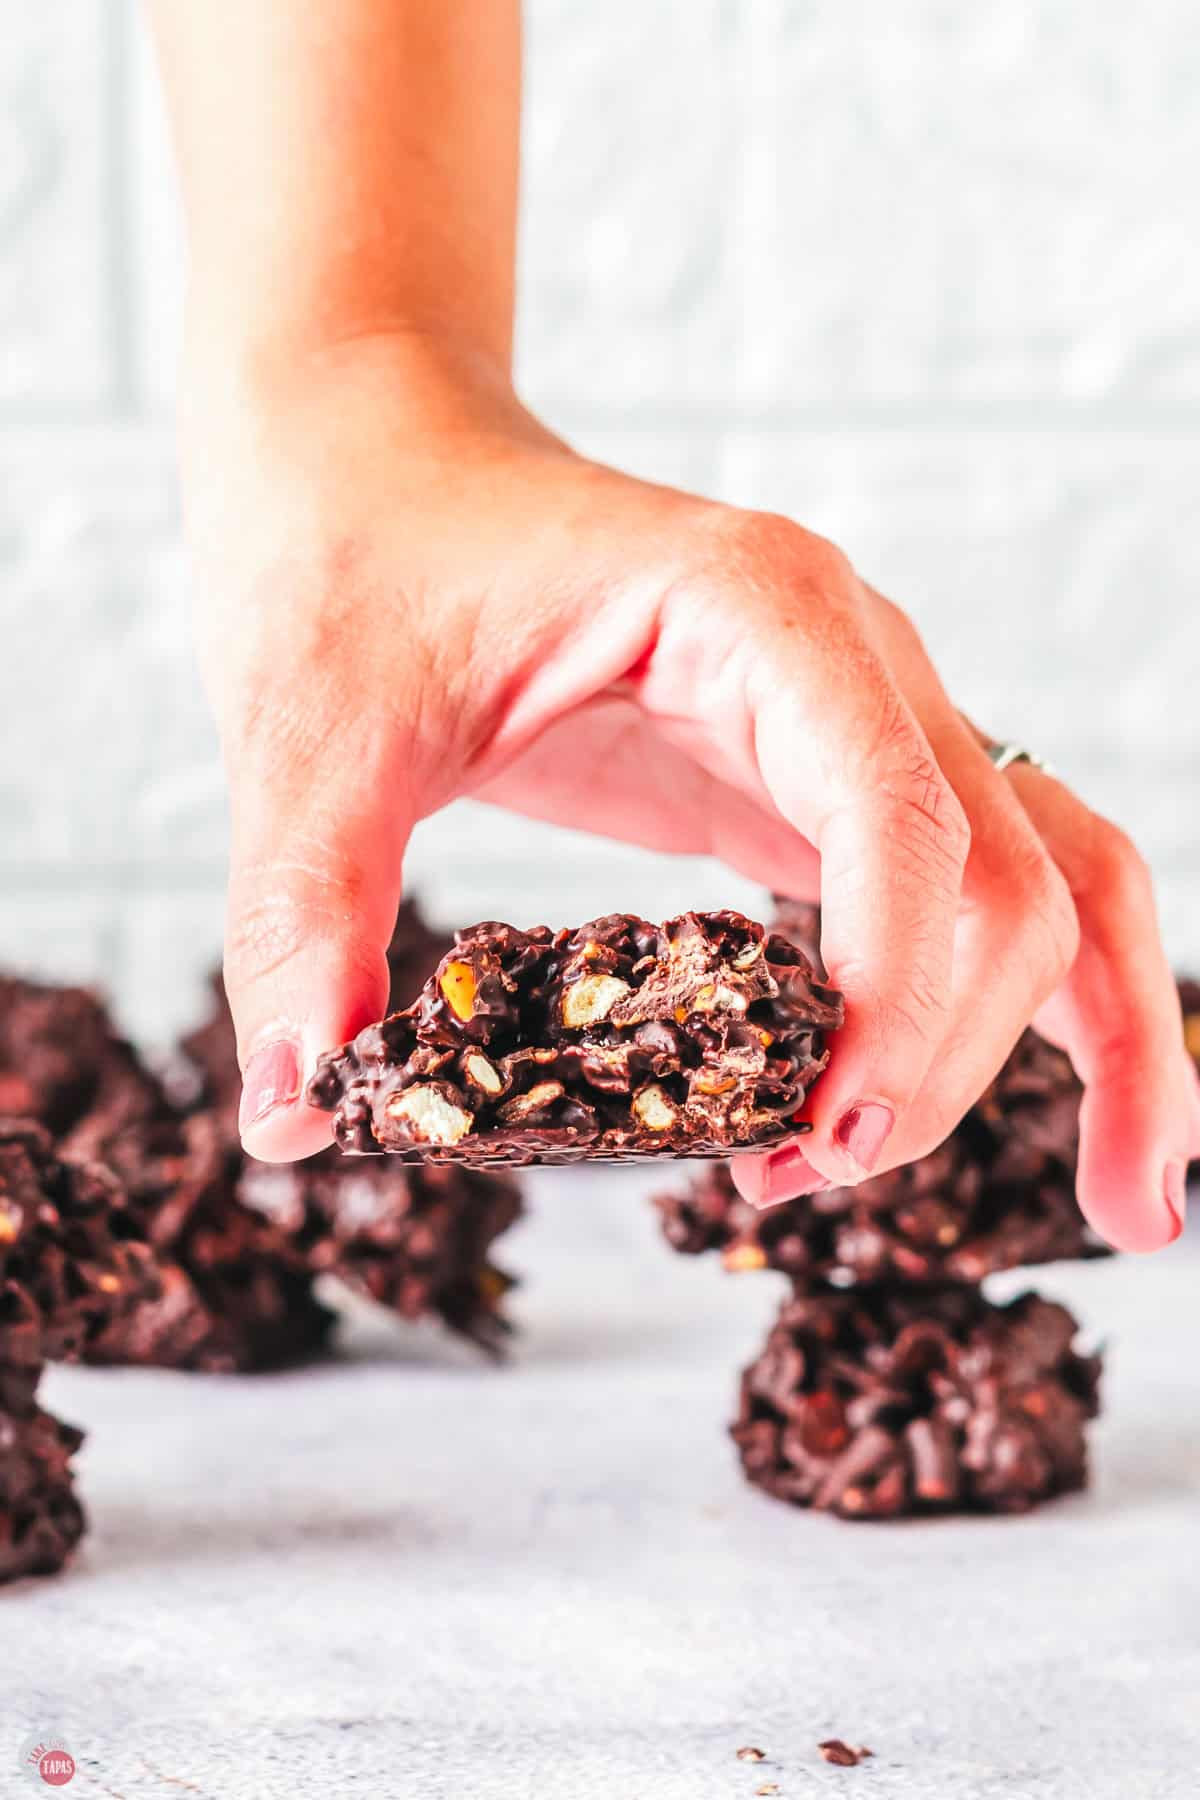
left=178, top=300, right=546, bottom=486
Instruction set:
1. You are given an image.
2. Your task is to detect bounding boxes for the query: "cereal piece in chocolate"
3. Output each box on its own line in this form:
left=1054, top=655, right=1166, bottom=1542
left=656, top=1028, right=1101, bottom=1286
left=310, top=911, right=843, bottom=1166
left=241, top=1156, right=523, bottom=1354
left=733, top=1286, right=1100, bottom=1518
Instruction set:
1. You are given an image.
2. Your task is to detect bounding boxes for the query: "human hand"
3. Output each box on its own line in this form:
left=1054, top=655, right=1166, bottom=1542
left=183, top=328, right=1198, bottom=1250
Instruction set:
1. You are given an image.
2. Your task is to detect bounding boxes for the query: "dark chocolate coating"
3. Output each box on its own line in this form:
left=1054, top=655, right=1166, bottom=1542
left=309, top=911, right=843, bottom=1166
left=0, top=1118, right=159, bottom=1362
left=657, top=1028, right=1101, bottom=1286
left=0, top=974, right=334, bottom=1373
left=733, top=1286, right=1101, bottom=1518
left=0, top=1119, right=157, bottom=1584
left=84, top=1114, right=334, bottom=1375
left=0, top=975, right=165, bottom=1147
left=0, top=1398, right=85, bottom=1582
left=241, top=1156, right=523, bottom=1355
left=768, top=897, right=824, bottom=975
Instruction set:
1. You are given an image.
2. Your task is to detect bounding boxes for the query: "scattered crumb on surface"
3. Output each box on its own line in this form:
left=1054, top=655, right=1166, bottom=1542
left=736, top=1745, right=767, bottom=1762
left=817, top=1739, right=873, bottom=1767
left=755, top=1785, right=781, bottom=1796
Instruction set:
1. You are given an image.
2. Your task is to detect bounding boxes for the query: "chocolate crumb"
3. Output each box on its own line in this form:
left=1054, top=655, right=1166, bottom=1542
left=818, top=1739, right=871, bottom=1767
left=737, top=1746, right=767, bottom=1762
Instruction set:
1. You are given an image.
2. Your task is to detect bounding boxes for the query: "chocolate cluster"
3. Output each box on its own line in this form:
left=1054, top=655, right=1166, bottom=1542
left=242, top=1156, right=523, bottom=1355
left=657, top=903, right=1109, bottom=1519
left=0, top=898, right=523, bottom=1376
left=656, top=1029, right=1103, bottom=1288
left=309, top=911, right=844, bottom=1166
left=0, top=1120, right=158, bottom=1579
left=82, top=1114, right=335, bottom=1374
left=732, top=1287, right=1100, bottom=1518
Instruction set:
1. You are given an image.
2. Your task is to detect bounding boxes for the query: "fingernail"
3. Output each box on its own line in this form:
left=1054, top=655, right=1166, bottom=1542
left=746, top=1144, right=832, bottom=1212
left=239, top=1037, right=302, bottom=1132
left=1164, top=1159, right=1187, bottom=1242
left=835, top=1102, right=895, bottom=1176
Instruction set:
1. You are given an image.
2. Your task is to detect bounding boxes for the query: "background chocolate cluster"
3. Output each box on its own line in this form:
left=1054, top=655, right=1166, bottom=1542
left=0, top=900, right=523, bottom=1581
left=652, top=901, right=1150, bottom=1519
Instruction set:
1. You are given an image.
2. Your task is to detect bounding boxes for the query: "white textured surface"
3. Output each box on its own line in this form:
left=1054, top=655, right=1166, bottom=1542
left=1, top=3, right=1198, bottom=1011
left=12, top=1170, right=1200, bottom=1800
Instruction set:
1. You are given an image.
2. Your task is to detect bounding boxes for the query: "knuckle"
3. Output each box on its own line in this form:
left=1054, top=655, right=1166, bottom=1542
left=712, top=509, right=857, bottom=610
left=833, top=684, right=972, bottom=886
left=1083, top=815, right=1154, bottom=910
left=1005, top=841, right=1081, bottom=992
left=885, top=749, right=973, bottom=884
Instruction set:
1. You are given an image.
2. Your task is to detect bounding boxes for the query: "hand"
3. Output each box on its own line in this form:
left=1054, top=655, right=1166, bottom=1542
left=184, top=328, right=1199, bottom=1250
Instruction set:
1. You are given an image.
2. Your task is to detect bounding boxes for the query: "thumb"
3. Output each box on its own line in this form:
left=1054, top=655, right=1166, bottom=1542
left=223, top=717, right=411, bottom=1162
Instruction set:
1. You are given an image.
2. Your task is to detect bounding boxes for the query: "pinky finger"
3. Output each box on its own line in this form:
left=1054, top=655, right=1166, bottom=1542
left=1011, top=770, right=1197, bottom=1251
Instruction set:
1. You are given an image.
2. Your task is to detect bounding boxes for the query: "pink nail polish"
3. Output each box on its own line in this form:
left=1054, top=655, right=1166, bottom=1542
left=747, top=1144, right=832, bottom=1212
left=835, top=1102, right=895, bottom=1175
left=239, top=1038, right=302, bottom=1132
left=1164, top=1160, right=1187, bottom=1242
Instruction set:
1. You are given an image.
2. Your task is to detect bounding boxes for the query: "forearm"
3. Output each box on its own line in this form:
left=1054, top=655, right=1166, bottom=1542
left=147, top=0, right=520, bottom=371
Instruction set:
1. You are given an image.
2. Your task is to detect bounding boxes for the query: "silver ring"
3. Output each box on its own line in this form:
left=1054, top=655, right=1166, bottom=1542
left=986, top=741, right=1053, bottom=776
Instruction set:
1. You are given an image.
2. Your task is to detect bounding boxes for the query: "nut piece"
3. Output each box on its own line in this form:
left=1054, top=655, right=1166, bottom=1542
left=632, top=1083, right=679, bottom=1132
left=439, top=959, right=479, bottom=1022
left=561, top=973, right=632, bottom=1028
left=723, top=1242, right=768, bottom=1274
left=463, top=1051, right=504, bottom=1096
left=690, top=980, right=751, bottom=1015
left=736, top=1747, right=766, bottom=1763
left=384, top=1083, right=474, bottom=1146
left=498, top=1080, right=565, bottom=1123
left=692, top=1070, right=737, bottom=1096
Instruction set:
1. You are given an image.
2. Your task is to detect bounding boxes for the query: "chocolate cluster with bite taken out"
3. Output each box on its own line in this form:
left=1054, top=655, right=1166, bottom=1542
left=309, top=911, right=843, bottom=1167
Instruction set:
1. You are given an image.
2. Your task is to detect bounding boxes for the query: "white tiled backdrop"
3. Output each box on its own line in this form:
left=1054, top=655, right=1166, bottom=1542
left=2, top=1, right=1197, bottom=1048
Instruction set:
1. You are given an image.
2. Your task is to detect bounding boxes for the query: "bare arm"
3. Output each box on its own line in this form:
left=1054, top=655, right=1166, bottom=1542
left=149, top=0, right=520, bottom=368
